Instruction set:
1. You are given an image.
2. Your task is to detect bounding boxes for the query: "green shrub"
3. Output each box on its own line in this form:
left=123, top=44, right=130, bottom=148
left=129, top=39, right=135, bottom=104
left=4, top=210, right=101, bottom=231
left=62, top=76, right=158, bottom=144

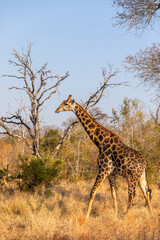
left=0, top=169, right=5, bottom=185
left=0, top=164, right=11, bottom=186
left=40, top=129, right=61, bottom=154
left=15, top=155, right=63, bottom=191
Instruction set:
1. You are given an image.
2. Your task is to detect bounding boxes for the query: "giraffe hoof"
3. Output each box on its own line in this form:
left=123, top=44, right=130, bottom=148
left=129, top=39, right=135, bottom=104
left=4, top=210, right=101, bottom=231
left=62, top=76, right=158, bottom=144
left=86, top=214, right=90, bottom=219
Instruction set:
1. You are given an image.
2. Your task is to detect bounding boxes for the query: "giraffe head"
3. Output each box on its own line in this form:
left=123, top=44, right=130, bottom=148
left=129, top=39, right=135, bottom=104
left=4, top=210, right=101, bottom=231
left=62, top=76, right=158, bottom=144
left=55, top=95, right=76, bottom=113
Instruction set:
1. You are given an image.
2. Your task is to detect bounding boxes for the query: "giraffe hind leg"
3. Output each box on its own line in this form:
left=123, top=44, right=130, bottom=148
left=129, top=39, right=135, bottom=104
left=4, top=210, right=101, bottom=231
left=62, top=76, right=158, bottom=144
left=108, top=174, right=118, bottom=216
left=144, top=188, right=152, bottom=206
left=127, top=179, right=137, bottom=213
left=139, top=170, right=152, bottom=214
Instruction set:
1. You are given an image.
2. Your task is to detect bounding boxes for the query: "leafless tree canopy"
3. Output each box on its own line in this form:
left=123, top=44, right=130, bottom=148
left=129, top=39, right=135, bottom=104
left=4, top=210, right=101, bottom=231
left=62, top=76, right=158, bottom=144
left=125, top=43, right=160, bottom=99
left=0, top=44, right=69, bottom=157
left=113, top=0, right=160, bottom=33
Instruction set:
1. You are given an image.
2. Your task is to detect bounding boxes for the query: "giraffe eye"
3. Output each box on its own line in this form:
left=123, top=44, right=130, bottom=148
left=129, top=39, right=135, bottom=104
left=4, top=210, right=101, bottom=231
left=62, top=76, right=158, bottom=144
left=64, top=103, right=68, bottom=106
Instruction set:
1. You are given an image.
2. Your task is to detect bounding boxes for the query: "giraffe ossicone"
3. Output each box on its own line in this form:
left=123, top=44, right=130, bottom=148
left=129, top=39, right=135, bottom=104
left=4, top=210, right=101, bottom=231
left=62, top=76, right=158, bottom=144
left=55, top=95, right=152, bottom=218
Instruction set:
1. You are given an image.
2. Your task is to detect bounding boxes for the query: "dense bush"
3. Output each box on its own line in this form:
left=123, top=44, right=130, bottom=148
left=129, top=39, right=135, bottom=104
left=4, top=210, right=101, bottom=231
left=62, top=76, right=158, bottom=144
left=40, top=129, right=61, bottom=155
left=0, top=169, right=5, bottom=185
left=14, top=155, right=63, bottom=191
left=0, top=164, right=10, bottom=187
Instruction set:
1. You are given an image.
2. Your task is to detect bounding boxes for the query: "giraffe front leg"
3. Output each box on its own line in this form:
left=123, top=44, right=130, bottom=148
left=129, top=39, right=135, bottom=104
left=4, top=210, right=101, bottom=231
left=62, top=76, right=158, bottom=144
left=86, top=170, right=106, bottom=218
left=108, top=174, right=117, bottom=216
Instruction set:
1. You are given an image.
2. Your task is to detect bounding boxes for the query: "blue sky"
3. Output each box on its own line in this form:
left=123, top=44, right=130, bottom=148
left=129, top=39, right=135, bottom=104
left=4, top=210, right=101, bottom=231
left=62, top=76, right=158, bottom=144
left=0, top=0, right=159, bottom=128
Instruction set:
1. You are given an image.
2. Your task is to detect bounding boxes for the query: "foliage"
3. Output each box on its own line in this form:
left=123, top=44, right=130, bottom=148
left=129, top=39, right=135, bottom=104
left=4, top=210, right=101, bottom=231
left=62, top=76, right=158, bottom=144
left=0, top=169, right=5, bottom=185
left=14, top=155, right=63, bottom=191
left=111, top=97, right=146, bottom=147
left=58, top=124, right=98, bottom=181
left=40, top=129, right=61, bottom=155
left=0, top=164, right=11, bottom=187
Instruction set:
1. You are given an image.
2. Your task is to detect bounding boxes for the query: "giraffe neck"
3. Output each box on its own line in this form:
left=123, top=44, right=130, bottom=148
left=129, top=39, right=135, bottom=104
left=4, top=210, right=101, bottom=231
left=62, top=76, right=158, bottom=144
left=74, top=103, right=114, bottom=149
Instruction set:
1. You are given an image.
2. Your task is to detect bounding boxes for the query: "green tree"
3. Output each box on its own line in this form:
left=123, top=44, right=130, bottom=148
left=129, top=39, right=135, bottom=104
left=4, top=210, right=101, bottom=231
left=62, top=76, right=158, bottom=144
left=40, top=129, right=61, bottom=155
left=111, top=97, right=146, bottom=148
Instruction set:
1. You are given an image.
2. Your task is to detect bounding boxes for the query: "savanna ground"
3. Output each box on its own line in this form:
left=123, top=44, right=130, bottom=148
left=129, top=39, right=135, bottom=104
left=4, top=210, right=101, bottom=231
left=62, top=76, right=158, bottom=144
left=0, top=179, right=159, bottom=240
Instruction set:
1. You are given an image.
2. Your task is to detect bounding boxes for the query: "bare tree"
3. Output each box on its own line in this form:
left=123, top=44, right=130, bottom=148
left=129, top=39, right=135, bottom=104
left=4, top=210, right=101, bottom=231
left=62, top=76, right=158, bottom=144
left=125, top=43, right=160, bottom=99
left=0, top=44, right=69, bottom=158
left=52, top=65, right=127, bottom=157
left=150, top=104, right=160, bottom=123
left=113, top=0, right=160, bottom=33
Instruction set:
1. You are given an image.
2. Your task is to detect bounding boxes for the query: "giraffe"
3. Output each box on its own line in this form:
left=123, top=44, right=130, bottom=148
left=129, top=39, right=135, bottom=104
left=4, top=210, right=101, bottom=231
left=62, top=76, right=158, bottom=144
left=55, top=95, right=152, bottom=218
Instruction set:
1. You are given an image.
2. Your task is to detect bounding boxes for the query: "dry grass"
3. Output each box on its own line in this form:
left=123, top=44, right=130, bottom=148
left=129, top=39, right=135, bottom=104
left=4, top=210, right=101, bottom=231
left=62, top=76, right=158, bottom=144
left=0, top=179, right=159, bottom=240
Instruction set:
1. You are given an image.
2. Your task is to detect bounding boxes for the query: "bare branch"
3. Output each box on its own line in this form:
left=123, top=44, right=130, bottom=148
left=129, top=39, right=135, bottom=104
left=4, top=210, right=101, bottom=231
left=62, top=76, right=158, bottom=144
left=1, top=112, right=34, bottom=139
left=150, top=104, right=160, bottom=123
left=8, top=86, right=27, bottom=91
left=36, top=70, right=47, bottom=96
left=0, top=118, right=33, bottom=151
left=52, top=120, right=79, bottom=158
left=125, top=43, right=160, bottom=99
left=2, top=74, right=24, bottom=80
left=38, top=72, right=69, bottom=103
left=39, top=90, right=57, bottom=107
left=84, top=67, right=127, bottom=110
left=84, top=71, right=112, bottom=109
left=113, top=0, right=160, bottom=33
